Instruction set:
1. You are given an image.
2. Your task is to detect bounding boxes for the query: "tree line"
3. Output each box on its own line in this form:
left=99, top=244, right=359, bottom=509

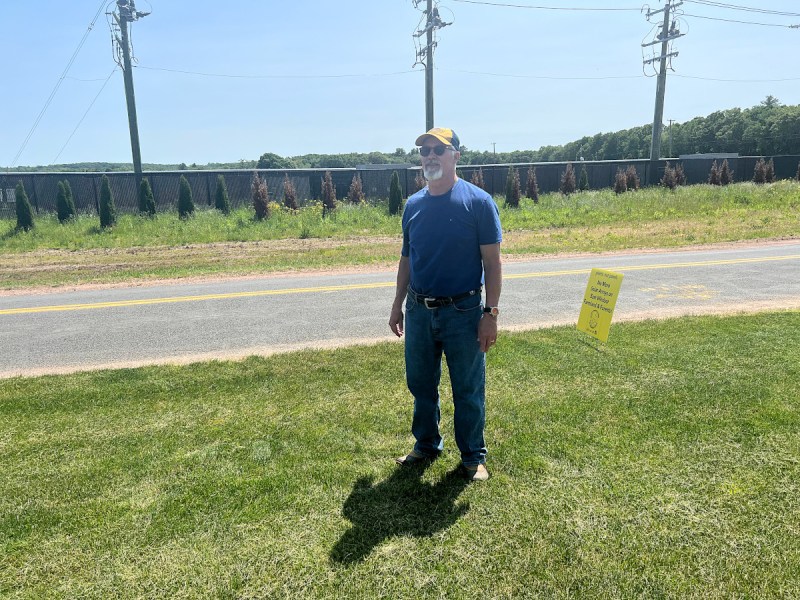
left=8, top=99, right=798, bottom=173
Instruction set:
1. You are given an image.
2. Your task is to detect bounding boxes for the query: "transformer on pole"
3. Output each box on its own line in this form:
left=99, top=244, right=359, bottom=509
left=111, top=0, right=149, bottom=188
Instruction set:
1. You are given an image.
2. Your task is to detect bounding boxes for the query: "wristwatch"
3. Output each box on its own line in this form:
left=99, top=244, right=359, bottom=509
left=483, top=306, right=500, bottom=318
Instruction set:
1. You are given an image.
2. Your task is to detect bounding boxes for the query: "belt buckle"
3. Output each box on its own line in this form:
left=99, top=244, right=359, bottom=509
left=423, top=297, right=438, bottom=309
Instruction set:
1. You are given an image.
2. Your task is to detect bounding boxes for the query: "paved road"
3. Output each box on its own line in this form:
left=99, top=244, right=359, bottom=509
left=1, top=241, right=798, bottom=377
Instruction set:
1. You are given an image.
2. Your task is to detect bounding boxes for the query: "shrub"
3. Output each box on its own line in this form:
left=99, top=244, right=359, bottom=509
left=347, top=173, right=365, bottom=204
left=708, top=160, right=721, bottom=186
left=178, top=175, right=195, bottom=219
left=765, top=158, right=775, bottom=183
left=505, top=166, right=521, bottom=208
left=321, top=171, right=337, bottom=215
left=796, top=161, right=800, bottom=182
left=625, top=165, right=640, bottom=191
left=389, top=171, right=403, bottom=216
left=661, top=162, right=678, bottom=190
left=14, top=182, right=34, bottom=231
left=251, top=172, right=269, bottom=220
left=139, top=177, right=156, bottom=216
left=525, top=166, right=539, bottom=204
left=214, top=174, right=231, bottom=214
left=56, top=181, right=76, bottom=223
left=675, top=163, right=686, bottom=186
left=560, top=162, right=576, bottom=196
left=413, top=170, right=426, bottom=193
left=63, top=180, right=76, bottom=217
left=578, top=164, right=589, bottom=191
left=614, top=168, right=628, bottom=195
left=470, top=168, right=485, bottom=191
left=99, top=174, right=117, bottom=228
left=283, top=174, right=298, bottom=211
left=720, top=159, right=733, bottom=185
left=753, top=158, right=767, bottom=184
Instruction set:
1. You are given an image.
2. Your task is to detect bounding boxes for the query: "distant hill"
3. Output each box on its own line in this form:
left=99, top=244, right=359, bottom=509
left=8, top=100, right=798, bottom=172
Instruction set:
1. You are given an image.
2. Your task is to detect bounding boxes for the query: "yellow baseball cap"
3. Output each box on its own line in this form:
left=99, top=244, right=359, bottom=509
left=415, top=127, right=460, bottom=150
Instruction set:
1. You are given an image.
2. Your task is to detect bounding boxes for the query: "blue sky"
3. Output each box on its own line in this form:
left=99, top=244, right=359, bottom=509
left=2, top=1, right=799, bottom=167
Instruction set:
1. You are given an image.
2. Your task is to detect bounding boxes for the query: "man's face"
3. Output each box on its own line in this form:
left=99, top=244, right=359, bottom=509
left=420, top=139, right=459, bottom=182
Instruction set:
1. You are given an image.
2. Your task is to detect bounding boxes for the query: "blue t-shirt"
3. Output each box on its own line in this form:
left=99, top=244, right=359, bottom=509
left=401, top=178, right=502, bottom=297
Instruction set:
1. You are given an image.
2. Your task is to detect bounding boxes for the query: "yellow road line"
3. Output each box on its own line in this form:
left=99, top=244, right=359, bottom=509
left=504, top=254, right=800, bottom=280
left=1, top=254, right=798, bottom=316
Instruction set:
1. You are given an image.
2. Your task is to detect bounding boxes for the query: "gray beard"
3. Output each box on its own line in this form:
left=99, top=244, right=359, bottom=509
left=423, top=166, right=443, bottom=181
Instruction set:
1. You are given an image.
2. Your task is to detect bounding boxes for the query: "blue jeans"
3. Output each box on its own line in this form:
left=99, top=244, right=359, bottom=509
left=404, top=290, right=487, bottom=467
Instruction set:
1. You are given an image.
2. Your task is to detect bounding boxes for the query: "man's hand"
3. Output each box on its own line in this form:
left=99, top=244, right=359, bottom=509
left=478, top=313, right=497, bottom=353
left=389, top=305, right=404, bottom=338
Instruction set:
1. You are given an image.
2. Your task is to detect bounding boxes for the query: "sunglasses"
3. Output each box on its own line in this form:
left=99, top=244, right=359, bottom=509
left=419, top=145, right=454, bottom=157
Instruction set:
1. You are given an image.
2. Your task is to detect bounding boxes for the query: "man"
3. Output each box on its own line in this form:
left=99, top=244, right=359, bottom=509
left=389, top=127, right=502, bottom=482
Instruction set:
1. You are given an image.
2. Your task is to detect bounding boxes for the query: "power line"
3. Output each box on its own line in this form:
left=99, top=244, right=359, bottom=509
left=9, top=0, right=110, bottom=167
left=439, top=67, right=645, bottom=80
left=674, top=74, right=800, bottom=82
left=53, top=68, right=119, bottom=164
left=683, top=0, right=800, bottom=17
left=449, top=0, right=640, bottom=10
left=682, top=12, right=800, bottom=27
left=442, top=67, right=800, bottom=83
left=135, top=65, right=420, bottom=79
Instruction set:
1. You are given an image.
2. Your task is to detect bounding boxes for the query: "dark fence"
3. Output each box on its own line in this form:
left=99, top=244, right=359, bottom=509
left=2, top=155, right=798, bottom=216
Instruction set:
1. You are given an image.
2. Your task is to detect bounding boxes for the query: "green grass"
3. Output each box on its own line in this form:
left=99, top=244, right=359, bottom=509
left=2, top=312, right=799, bottom=598
left=1, top=181, right=798, bottom=289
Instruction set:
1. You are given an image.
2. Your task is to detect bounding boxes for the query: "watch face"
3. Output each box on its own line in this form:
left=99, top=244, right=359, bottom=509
left=485, top=306, right=499, bottom=317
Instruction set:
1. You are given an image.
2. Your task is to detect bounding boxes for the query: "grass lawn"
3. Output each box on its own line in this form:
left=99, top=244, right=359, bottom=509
left=2, top=312, right=799, bottom=598
left=1, top=181, right=798, bottom=289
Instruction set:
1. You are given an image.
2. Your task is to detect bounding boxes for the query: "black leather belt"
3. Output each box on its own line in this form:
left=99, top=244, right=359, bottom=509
left=408, top=287, right=482, bottom=309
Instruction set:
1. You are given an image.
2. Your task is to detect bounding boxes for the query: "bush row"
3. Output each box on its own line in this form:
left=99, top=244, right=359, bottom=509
left=11, top=161, right=800, bottom=230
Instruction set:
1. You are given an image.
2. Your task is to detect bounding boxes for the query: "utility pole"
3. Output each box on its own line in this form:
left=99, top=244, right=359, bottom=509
left=112, top=0, right=149, bottom=187
left=414, top=1, right=450, bottom=131
left=643, top=1, right=683, bottom=160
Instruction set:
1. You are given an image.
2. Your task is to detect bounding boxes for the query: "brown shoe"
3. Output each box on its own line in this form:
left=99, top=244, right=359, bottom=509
left=395, top=450, right=437, bottom=467
left=462, top=463, right=490, bottom=482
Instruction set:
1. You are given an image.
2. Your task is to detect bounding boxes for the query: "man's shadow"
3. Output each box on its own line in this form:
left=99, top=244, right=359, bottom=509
left=330, top=463, right=470, bottom=564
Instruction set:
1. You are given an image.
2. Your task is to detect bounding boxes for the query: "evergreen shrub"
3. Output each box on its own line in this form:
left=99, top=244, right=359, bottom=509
left=625, top=165, right=640, bottom=190
left=282, top=174, right=298, bottom=211
left=526, top=166, right=539, bottom=204
left=389, top=171, right=403, bottom=216
left=578, top=164, right=589, bottom=191
left=99, top=175, right=117, bottom=228
left=765, top=159, right=775, bottom=183
left=139, top=178, right=156, bottom=216
left=505, top=166, right=521, bottom=208
left=614, top=168, right=627, bottom=195
left=15, top=182, right=34, bottom=231
left=661, top=162, right=678, bottom=190
left=63, top=180, right=76, bottom=219
left=56, top=181, right=76, bottom=223
left=720, top=159, right=733, bottom=185
left=322, top=171, right=337, bottom=215
left=214, top=174, right=231, bottom=214
left=708, top=160, right=721, bottom=185
left=560, top=162, right=576, bottom=195
left=753, top=158, right=767, bottom=184
left=251, top=172, right=268, bottom=220
left=347, top=173, right=365, bottom=204
left=470, top=168, right=485, bottom=191
left=178, top=175, right=195, bottom=219
left=675, top=163, right=686, bottom=186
